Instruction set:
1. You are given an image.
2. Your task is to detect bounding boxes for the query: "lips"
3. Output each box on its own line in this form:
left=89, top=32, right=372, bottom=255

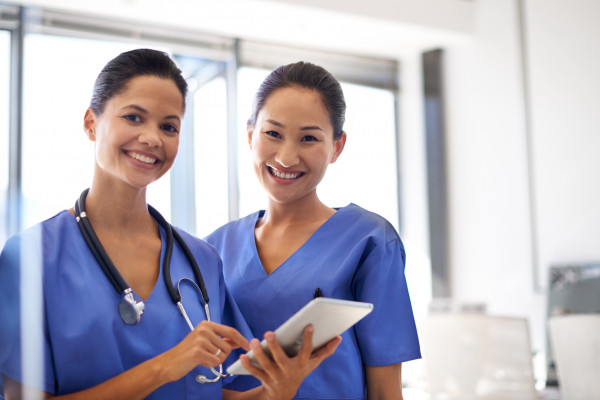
left=126, top=151, right=158, bottom=165
left=268, top=166, right=305, bottom=180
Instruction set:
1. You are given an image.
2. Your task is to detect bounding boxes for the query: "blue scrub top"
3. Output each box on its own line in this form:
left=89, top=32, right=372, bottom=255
left=0, top=210, right=251, bottom=398
left=205, top=203, right=421, bottom=399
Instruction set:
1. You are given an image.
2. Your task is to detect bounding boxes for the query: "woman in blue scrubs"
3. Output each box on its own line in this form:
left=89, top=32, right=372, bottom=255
left=0, top=50, right=338, bottom=400
left=205, top=61, right=422, bottom=399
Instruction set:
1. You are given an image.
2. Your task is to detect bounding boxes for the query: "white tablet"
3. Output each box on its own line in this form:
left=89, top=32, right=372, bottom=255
left=226, top=297, right=373, bottom=375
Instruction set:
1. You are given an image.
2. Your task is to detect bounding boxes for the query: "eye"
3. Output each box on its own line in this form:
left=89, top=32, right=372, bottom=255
left=161, top=123, right=179, bottom=135
left=263, top=130, right=281, bottom=138
left=301, top=135, right=318, bottom=142
left=123, top=114, right=142, bottom=123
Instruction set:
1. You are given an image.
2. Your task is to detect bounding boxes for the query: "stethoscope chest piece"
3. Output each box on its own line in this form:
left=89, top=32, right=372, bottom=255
left=118, top=289, right=145, bottom=325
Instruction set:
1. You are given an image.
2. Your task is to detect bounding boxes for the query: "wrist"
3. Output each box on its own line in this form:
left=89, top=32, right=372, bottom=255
left=144, top=353, right=175, bottom=386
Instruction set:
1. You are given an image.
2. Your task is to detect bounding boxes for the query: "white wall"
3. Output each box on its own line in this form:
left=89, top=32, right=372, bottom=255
left=443, top=0, right=600, bottom=379
left=525, top=0, right=600, bottom=281
left=443, top=0, right=543, bottom=366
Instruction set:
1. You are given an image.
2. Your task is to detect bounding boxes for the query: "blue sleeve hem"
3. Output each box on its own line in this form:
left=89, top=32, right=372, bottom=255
left=364, top=350, right=422, bottom=367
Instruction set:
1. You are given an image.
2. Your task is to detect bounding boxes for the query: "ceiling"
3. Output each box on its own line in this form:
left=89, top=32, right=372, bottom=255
left=9, top=0, right=476, bottom=59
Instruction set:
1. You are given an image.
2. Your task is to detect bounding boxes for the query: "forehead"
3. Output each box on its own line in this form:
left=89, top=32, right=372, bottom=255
left=112, top=75, right=184, bottom=112
left=260, top=86, right=329, bottom=119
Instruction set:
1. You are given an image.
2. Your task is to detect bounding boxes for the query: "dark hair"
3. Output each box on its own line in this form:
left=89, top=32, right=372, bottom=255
left=89, top=48, right=188, bottom=115
left=248, top=61, right=346, bottom=140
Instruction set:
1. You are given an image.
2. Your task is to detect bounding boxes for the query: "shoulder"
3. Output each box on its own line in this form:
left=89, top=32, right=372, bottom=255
left=204, top=211, right=263, bottom=246
left=1, top=210, right=72, bottom=258
left=0, top=212, right=70, bottom=295
left=337, top=204, right=401, bottom=244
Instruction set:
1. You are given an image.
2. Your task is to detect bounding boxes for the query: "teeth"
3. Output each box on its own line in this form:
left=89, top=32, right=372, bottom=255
left=270, top=167, right=302, bottom=179
left=128, top=152, right=157, bottom=164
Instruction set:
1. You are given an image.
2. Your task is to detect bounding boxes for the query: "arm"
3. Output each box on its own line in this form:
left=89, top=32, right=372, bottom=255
left=352, top=238, right=420, bottom=399
left=4, top=321, right=249, bottom=400
left=365, top=363, right=403, bottom=400
left=223, top=325, right=342, bottom=400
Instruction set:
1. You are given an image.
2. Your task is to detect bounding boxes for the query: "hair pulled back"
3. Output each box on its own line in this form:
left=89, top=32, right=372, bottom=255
left=248, top=61, right=346, bottom=140
left=89, top=48, right=188, bottom=115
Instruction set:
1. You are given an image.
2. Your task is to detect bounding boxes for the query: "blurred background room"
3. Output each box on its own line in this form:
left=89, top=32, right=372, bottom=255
left=1, top=0, right=598, bottom=398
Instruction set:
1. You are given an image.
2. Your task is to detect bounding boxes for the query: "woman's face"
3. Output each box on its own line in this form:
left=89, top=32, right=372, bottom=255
left=248, top=86, right=345, bottom=206
left=84, top=75, right=184, bottom=189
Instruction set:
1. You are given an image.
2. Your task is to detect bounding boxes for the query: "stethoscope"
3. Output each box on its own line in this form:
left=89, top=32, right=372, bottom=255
left=74, top=188, right=227, bottom=383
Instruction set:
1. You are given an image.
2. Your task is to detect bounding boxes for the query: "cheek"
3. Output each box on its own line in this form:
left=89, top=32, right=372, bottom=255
left=168, top=138, right=180, bottom=158
left=251, top=139, right=270, bottom=161
left=94, top=132, right=112, bottom=166
left=94, top=123, right=117, bottom=148
left=309, top=150, right=332, bottom=169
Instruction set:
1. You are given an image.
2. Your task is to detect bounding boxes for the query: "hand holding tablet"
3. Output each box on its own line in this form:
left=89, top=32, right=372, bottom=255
left=227, top=297, right=374, bottom=375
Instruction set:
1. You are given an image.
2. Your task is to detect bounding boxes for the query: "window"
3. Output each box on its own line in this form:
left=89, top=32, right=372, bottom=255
left=2, top=6, right=237, bottom=238
left=3, top=6, right=404, bottom=255
left=237, top=67, right=271, bottom=217
left=193, top=76, right=230, bottom=238
left=321, top=82, right=398, bottom=228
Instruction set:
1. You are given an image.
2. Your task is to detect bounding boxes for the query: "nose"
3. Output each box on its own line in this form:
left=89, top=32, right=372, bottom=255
left=275, top=141, right=300, bottom=168
left=138, top=126, right=162, bottom=147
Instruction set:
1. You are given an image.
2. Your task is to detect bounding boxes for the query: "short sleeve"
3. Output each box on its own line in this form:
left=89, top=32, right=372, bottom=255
left=352, top=238, right=421, bottom=366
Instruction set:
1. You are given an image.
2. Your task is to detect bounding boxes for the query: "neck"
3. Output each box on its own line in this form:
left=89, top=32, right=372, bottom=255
left=262, top=193, right=334, bottom=227
left=83, top=180, right=154, bottom=234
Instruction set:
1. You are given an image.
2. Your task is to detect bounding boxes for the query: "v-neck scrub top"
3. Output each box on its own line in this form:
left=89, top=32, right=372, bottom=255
left=0, top=210, right=251, bottom=398
left=205, top=203, right=421, bottom=399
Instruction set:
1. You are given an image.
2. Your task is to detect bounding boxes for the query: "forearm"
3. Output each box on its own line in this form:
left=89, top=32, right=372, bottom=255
left=60, top=356, right=170, bottom=400
left=6, top=320, right=250, bottom=400
left=365, top=363, right=403, bottom=400
left=5, top=356, right=170, bottom=400
left=223, top=387, right=267, bottom=400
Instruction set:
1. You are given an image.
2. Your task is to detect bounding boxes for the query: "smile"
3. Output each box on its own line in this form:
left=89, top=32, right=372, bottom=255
left=268, top=166, right=304, bottom=180
left=126, top=151, right=158, bottom=165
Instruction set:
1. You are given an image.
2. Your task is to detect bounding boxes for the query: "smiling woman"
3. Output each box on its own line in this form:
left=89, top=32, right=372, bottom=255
left=205, top=61, right=421, bottom=399
left=0, top=49, right=341, bottom=400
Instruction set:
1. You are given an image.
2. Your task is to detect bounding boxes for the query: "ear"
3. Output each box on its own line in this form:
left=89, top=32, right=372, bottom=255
left=330, top=131, right=347, bottom=164
left=83, top=108, right=97, bottom=142
left=247, top=124, right=255, bottom=150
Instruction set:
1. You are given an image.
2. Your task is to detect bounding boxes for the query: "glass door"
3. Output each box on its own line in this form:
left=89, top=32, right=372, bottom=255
left=0, top=30, right=10, bottom=245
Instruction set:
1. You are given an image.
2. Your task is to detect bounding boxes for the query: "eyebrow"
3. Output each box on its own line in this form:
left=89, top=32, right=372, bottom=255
left=300, top=125, right=323, bottom=132
left=265, top=119, right=323, bottom=131
left=123, top=105, right=181, bottom=122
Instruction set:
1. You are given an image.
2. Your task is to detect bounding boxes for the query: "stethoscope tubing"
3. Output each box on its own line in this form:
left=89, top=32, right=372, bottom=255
left=147, top=203, right=210, bottom=306
left=74, top=188, right=226, bottom=382
left=74, top=188, right=210, bottom=305
left=75, top=190, right=128, bottom=294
